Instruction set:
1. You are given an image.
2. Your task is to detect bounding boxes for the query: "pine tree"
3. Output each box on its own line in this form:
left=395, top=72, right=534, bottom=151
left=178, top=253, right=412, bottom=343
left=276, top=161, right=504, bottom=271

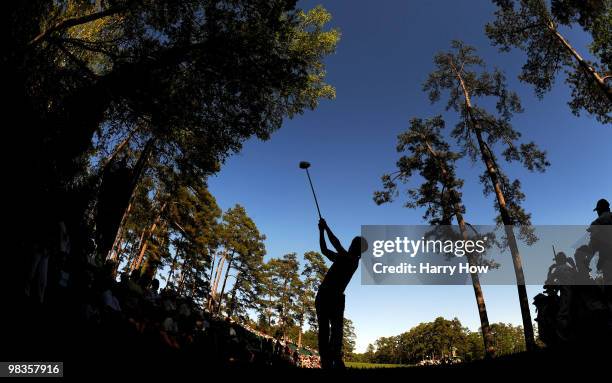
left=423, top=41, right=550, bottom=350
left=486, top=0, right=611, bottom=123
left=11, top=2, right=340, bottom=266
left=375, top=115, right=496, bottom=358
left=266, top=253, right=303, bottom=340
left=163, top=182, right=222, bottom=298
left=343, top=318, right=357, bottom=358
left=215, top=205, right=266, bottom=315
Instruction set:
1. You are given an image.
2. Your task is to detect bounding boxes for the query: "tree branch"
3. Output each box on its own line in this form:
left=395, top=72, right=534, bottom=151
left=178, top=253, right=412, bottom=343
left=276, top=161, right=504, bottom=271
left=52, top=39, right=97, bottom=79
left=29, top=7, right=123, bottom=46
left=60, top=37, right=123, bottom=61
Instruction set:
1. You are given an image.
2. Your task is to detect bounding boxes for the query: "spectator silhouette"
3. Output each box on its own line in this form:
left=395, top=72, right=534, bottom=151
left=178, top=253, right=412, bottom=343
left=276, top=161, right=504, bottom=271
left=588, top=199, right=612, bottom=282
left=588, top=198, right=612, bottom=329
left=316, top=218, right=367, bottom=369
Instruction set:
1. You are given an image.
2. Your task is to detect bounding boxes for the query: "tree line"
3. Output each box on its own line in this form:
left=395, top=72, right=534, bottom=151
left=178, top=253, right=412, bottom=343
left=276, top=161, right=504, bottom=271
left=107, top=170, right=351, bottom=348
left=351, top=317, right=526, bottom=365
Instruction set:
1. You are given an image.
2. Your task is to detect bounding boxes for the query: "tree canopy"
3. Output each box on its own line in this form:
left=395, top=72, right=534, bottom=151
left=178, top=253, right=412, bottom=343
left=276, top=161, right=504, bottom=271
left=424, top=40, right=550, bottom=244
left=9, top=1, right=340, bottom=263
left=486, top=0, right=611, bottom=123
left=353, top=317, right=526, bottom=364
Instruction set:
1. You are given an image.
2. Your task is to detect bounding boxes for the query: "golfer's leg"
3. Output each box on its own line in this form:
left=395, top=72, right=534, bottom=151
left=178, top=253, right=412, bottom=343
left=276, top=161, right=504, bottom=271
left=329, top=294, right=345, bottom=369
left=316, top=297, right=332, bottom=369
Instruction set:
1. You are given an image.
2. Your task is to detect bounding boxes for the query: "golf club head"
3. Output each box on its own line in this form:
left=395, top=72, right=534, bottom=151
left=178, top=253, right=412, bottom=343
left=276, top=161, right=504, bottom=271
left=299, top=161, right=311, bottom=169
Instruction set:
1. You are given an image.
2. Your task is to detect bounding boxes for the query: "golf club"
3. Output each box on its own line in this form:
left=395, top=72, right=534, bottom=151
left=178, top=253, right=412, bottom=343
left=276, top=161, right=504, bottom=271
left=299, top=161, right=322, bottom=219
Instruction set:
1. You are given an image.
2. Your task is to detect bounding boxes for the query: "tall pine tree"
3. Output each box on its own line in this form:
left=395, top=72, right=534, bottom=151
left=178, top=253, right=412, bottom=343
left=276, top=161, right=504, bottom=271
left=375, top=115, right=496, bottom=358
left=486, top=0, right=611, bottom=123
left=423, top=41, right=550, bottom=350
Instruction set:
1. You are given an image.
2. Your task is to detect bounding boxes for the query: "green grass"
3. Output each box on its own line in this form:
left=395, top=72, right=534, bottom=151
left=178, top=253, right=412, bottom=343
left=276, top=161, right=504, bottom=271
left=346, top=362, right=411, bottom=369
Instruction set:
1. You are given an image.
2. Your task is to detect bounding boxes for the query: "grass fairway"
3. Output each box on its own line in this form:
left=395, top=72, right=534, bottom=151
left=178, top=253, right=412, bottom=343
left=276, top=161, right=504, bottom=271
left=346, top=362, right=411, bottom=369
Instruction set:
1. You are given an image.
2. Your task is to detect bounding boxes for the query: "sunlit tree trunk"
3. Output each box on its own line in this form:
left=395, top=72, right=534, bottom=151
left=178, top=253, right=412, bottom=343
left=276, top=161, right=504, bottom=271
left=131, top=202, right=167, bottom=272
left=217, top=252, right=234, bottom=314
left=545, top=19, right=612, bottom=102
left=129, top=228, right=147, bottom=271
left=209, top=254, right=226, bottom=311
left=297, top=321, right=303, bottom=349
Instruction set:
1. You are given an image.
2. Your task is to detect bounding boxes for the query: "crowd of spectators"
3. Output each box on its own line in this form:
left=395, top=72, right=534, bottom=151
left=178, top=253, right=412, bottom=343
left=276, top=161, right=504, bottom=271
left=24, top=253, right=321, bottom=369
left=416, top=357, right=462, bottom=366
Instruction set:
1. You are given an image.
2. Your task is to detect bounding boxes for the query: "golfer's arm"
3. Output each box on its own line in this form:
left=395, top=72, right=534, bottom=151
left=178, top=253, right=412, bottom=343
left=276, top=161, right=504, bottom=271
left=325, top=226, right=346, bottom=254
left=320, top=230, right=338, bottom=262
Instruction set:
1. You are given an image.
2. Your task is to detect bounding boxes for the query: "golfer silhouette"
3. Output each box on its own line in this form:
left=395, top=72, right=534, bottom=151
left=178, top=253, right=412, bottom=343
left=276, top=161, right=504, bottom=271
left=316, top=218, right=367, bottom=369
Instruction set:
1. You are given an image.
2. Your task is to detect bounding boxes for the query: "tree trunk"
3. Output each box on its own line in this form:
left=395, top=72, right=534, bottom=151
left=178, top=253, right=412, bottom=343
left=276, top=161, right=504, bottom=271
left=131, top=226, right=153, bottom=272
left=267, top=294, right=273, bottom=328
left=459, top=219, right=496, bottom=358
left=471, top=123, right=536, bottom=351
left=228, top=271, right=242, bottom=318
left=113, top=237, right=131, bottom=276
left=209, top=254, right=226, bottom=311
left=166, top=249, right=181, bottom=287
left=106, top=138, right=156, bottom=262
left=280, top=279, right=290, bottom=340
left=206, top=253, right=217, bottom=309
left=106, top=203, right=129, bottom=263
left=452, top=63, right=536, bottom=351
left=547, top=22, right=612, bottom=102
left=422, top=140, right=496, bottom=358
left=177, top=267, right=186, bottom=294
left=217, top=253, right=234, bottom=314
left=126, top=227, right=147, bottom=272
left=131, top=202, right=167, bottom=272
left=109, top=237, right=125, bottom=276
left=100, top=127, right=139, bottom=172
left=142, top=225, right=166, bottom=280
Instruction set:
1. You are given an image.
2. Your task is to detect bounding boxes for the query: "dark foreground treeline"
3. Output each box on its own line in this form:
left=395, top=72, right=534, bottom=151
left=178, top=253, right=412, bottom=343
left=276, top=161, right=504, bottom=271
left=4, top=1, right=339, bottom=370
left=6, top=0, right=339, bottom=317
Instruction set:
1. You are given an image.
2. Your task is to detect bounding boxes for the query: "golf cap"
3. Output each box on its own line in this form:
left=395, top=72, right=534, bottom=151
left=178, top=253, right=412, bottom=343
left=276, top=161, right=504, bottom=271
left=594, top=198, right=610, bottom=211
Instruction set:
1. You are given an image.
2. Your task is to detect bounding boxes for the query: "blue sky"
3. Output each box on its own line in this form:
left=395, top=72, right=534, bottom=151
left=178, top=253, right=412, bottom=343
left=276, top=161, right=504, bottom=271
left=208, top=0, right=612, bottom=352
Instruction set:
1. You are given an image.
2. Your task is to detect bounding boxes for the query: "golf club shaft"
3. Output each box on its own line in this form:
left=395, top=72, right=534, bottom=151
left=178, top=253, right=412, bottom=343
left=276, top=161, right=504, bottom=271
left=305, top=168, right=322, bottom=219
